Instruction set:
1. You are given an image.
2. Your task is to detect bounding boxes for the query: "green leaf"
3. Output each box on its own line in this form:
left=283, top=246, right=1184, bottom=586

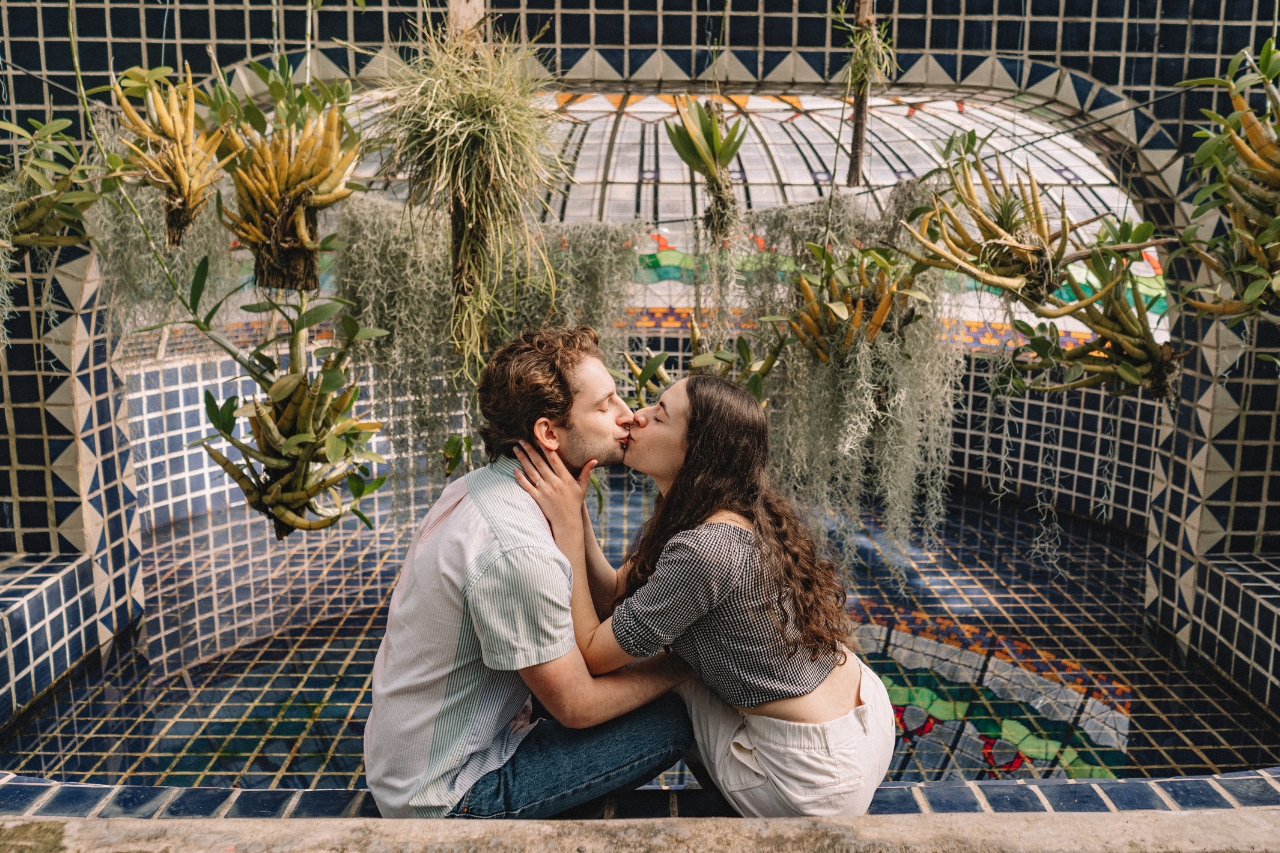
left=204, top=390, right=222, bottom=432
left=241, top=301, right=276, bottom=313
left=1116, top=362, right=1143, bottom=385
left=898, top=289, right=933, bottom=303
left=314, top=346, right=343, bottom=358
left=1243, top=277, right=1269, bottom=303
left=1012, top=319, right=1036, bottom=337
left=636, top=352, right=668, bottom=391
left=757, top=315, right=789, bottom=323
left=189, top=256, right=209, bottom=315
left=826, top=300, right=850, bottom=320
left=364, top=475, right=387, bottom=495
left=346, top=473, right=366, bottom=500
left=354, top=327, right=389, bottom=341
left=325, top=433, right=345, bottom=463
left=745, top=372, right=764, bottom=402
left=0, top=120, right=32, bottom=139
left=219, top=396, right=240, bottom=433
left=1064, top=362, right=1084, bottom=382
left=736, top=335, right=753, bottom=367
left=243, top=100, right=268, bottom=135
left=296, top=301, right=347, bottom=330
left=350, top=507, right=374, bottom=529
left=282, top=432, right=315, bottom=455
left=268, top=373, right=303, bottom=402
left=689, top=352, right=721, bottom=368
left=320, top=368, right=348, bottom=394
left=145, top=66, right=174, bottom=83
left=1130, top=222, right=1155, bottom=244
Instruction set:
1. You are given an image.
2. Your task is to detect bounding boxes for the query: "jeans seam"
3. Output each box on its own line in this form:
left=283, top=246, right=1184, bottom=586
left=468, top=744, right=682, bottom=820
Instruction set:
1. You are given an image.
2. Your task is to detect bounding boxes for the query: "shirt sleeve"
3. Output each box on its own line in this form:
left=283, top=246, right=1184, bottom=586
left=468, top=545, right=576, bottom=670
left=611, top=529, right=740, bottom=658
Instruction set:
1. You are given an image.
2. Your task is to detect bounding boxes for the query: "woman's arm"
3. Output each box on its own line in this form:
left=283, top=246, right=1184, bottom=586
left=581, top=503, right=625, bottom=618
left=514, top=443, right=635, bottom=674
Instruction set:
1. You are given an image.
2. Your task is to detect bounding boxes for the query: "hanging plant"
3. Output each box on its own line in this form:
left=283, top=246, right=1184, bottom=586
left=787, top=242, right=928, bottom=364
left=215, top=57, right=363, bottom=292
left=0, top=118, right=99, bottom=257
left=69, top=9, right=388, bottom=538
left=833, top=0, right=896, bottom=187
left=901, top=132, right=1180, bottom=398
left=106, top=63, right=236, bottom=247
left=664, top=96, right=746, bottom=250
left=372, top=24, right=562, bottom=380
left=1180, top=39, right=1280, bottom=317
left=0, top=116, right=100, bottom=346
left=197, top=287, right=389, bottom=539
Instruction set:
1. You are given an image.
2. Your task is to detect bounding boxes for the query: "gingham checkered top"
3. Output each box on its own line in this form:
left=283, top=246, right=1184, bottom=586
left=611, top=523, right=836, bottom=708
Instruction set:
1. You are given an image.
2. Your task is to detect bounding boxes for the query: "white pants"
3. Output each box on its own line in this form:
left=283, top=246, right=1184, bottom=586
left=675, top=658, right=895, bottom=817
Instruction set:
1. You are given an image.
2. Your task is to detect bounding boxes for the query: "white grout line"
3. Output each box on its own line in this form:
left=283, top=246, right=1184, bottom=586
left=83, top=786, right=114, bottom=819
left=1091, top=782, right=1119, bottom=813
left=211, top=789, right=239, bottom=819
left=1257, top=771, right=1280, bottom=796
left=1205, top=778, right=1243, bottom=809
left=1027, top=783, right=1055, bottom=813
left=19, top=784, right=60, bottom=817
left=910, top=786, right=932, bottom=815
left=149, top=787, right=182, bottom=820
left=1148, top=781, right=1182, bottom=812
left=968, top=782, right=994, bottom=814
left=278, top=790, right=302, bottom=819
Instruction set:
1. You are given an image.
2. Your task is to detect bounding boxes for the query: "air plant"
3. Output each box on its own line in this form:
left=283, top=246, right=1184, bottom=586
left=1180, top=39, right=1280, bottom=317
left=108, top=63, right=237, bottom=247
left=901, top=132, right=1179, bottom=398
left=664, top=96, right=747, bottom=249
left=216, top=57, right=363, bottom=292
left=373, top=24, right=562, bottom=379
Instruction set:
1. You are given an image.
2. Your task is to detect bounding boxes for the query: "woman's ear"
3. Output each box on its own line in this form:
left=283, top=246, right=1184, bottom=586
left=531, top=417, right=561, bottom=451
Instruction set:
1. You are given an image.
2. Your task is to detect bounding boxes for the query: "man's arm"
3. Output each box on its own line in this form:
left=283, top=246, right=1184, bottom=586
left=519, top=645, right=690, bottom=730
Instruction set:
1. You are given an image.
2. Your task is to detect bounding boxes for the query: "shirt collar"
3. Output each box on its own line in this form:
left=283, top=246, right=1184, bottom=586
left=490, top=455, right=520, bottom=479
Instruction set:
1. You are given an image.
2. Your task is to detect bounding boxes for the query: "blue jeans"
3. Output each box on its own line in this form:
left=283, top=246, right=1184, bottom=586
left=446, top=692, right=693, bottom=819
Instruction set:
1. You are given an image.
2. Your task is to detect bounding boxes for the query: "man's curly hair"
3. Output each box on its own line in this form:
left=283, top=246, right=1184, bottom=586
left=477, top=326, right=603, bottom=461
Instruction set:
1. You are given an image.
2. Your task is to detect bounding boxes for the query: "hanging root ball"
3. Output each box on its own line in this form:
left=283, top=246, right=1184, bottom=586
left=1144, top=358, right=1178, bottom=402
left=254, top=205, right=320, bottom=292
left=163, top=196, right=196, bottom=249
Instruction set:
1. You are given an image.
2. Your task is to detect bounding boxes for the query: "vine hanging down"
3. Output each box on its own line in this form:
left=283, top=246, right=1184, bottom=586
left=901, top=132, right=1180, bottom=398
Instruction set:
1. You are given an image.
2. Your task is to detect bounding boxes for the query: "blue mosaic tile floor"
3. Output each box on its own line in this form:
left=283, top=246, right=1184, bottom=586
left=0, top=479, right=1277, bottom=790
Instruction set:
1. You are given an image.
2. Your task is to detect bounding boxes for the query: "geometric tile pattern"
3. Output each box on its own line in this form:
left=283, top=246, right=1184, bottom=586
left=4, top=492, right=1278, bottom=791
left=952, top=355, right=1164, bottom=535
left=0, top=247, right=142, bottom=726
left=1147, top=310, right=1280, bottom=718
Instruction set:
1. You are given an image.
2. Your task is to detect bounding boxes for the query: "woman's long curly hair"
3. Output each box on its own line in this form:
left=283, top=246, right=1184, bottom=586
left=620, top=374, right=850, bottom=662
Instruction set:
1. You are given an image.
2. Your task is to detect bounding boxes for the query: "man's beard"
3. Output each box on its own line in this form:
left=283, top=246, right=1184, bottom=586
left=559, top=428, right=626, bottom=471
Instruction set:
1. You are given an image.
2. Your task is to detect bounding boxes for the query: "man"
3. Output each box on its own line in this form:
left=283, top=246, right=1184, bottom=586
left=365, top=326, right=693, bottom=819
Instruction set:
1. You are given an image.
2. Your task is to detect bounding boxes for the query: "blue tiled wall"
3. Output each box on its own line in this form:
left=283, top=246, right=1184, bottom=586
left=1148, top=312, right=1280, bottom=719
left=0, top=248, right=142, bottom=727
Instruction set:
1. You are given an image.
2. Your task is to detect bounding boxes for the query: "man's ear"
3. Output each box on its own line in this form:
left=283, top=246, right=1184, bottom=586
left=531, top=417, right=561, bottom=451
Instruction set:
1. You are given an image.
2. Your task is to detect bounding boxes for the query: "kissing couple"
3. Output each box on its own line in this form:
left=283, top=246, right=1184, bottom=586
left=364, top=326, right=894, bottom=819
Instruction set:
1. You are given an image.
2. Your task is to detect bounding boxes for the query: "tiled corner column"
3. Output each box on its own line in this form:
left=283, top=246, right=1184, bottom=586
left=1147, top=310, right=1280, bottom=717
left=0, top=247, right=143, bottom=725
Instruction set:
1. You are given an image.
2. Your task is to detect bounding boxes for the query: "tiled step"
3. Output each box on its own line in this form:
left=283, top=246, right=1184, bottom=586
left=0, top=768, right=1276, bottom=820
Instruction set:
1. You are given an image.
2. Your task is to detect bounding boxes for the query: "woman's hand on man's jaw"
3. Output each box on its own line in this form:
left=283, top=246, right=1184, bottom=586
left=513, top=441, right=595, bottom=549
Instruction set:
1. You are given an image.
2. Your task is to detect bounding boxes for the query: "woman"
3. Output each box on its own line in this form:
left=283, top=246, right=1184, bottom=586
left=512, top=373, right=895, bottom=817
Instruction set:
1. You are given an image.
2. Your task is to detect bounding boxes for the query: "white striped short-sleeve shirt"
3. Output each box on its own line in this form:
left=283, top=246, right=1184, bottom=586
left=364, top=456, right=575, bottom=818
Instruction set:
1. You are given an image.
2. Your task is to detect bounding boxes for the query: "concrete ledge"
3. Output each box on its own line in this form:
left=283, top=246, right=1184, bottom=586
left=4, top=811, right=1280, bottom=853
